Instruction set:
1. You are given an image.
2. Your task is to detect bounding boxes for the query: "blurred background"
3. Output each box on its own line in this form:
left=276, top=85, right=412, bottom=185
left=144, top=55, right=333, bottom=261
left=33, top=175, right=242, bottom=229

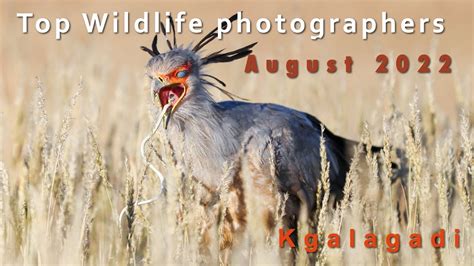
left=0, top=1, right=472, bottom=264
left=0, top=0, right=473, bottom=163
left=1, top=0, right=472, bottom=117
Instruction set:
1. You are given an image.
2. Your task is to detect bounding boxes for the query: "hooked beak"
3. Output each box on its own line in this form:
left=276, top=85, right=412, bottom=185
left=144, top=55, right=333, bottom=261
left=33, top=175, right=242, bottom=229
left=152, top=82, right=188, bottom=129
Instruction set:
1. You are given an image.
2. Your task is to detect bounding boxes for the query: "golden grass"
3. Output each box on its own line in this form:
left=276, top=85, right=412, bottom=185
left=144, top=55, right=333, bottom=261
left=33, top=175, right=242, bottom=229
left=0, top=49, right=472, bottom=265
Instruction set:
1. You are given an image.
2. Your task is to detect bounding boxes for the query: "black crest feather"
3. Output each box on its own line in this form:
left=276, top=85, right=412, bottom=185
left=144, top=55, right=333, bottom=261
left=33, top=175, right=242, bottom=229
left=151, top=35, right=159, bottom=55
left=168, top=15, right=177, bottom=48
left=201, top=42, right=257, bottom=65
left=160, top=21, right=173, bottom=50
left=140, top=46, right=155, bottom=56
left=140, top=12, right=257, bottom=64
left=192, top=13, right=238, bottom=52
left=141, top=35, right=159, bottom=56
left=140, top=12, right=256, bottom=101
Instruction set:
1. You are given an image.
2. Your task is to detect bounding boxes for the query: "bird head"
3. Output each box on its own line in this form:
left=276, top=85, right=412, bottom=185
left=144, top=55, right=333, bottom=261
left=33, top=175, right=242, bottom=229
left=145, top=49, right=200, bottom=114
left=141, top=14, right=256, bottom=127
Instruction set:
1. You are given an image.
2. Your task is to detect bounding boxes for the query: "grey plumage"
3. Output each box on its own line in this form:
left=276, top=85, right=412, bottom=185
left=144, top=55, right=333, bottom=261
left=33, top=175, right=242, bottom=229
left=142, top=14, right=383, bottom=256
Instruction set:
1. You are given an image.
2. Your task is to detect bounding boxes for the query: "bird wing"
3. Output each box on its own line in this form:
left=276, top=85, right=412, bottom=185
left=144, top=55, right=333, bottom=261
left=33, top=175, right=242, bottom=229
left=217, top=101, right=357, bottom=201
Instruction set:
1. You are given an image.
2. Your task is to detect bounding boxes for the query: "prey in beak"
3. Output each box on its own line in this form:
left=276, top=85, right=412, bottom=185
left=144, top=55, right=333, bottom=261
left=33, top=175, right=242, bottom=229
left=150, top=63, right=191, bottom=128
left=157, top=83, right=187, bottom=109
left=155, top=83, right=187, bottom=128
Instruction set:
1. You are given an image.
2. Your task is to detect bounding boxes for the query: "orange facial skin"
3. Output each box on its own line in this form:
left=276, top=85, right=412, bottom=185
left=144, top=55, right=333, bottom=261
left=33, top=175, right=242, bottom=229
left=155, top=62, right=192, bottom=85
left=153, top=62, right=192, bottom=112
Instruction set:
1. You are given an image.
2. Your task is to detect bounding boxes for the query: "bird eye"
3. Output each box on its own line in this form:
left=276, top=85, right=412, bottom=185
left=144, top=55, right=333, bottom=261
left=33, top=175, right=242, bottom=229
left=176, top=70, right=188, bottom=78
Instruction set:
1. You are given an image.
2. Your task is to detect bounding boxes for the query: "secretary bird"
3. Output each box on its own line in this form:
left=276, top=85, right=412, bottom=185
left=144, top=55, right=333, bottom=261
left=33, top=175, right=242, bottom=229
left=141, top=14, right=392, bottom=260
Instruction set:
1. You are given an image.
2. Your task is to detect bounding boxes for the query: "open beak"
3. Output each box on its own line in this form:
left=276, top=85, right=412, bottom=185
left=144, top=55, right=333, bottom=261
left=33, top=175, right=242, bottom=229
left=152, top=82, right=188, bottom=128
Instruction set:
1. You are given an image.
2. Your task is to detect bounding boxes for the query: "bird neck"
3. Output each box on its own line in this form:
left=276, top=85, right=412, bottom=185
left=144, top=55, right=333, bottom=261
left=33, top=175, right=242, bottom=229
left=164, top=94, right=240, bottom=188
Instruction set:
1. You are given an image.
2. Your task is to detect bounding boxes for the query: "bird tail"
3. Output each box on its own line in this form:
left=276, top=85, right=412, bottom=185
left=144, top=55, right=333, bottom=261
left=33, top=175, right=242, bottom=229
left=324, top=130, right=401, bottom=196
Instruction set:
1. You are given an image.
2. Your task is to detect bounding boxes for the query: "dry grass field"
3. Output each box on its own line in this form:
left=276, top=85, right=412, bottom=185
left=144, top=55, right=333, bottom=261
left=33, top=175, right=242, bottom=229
left=0, top=47, right=472, bottom=265
left=0, top=1, right=473, bottom=265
